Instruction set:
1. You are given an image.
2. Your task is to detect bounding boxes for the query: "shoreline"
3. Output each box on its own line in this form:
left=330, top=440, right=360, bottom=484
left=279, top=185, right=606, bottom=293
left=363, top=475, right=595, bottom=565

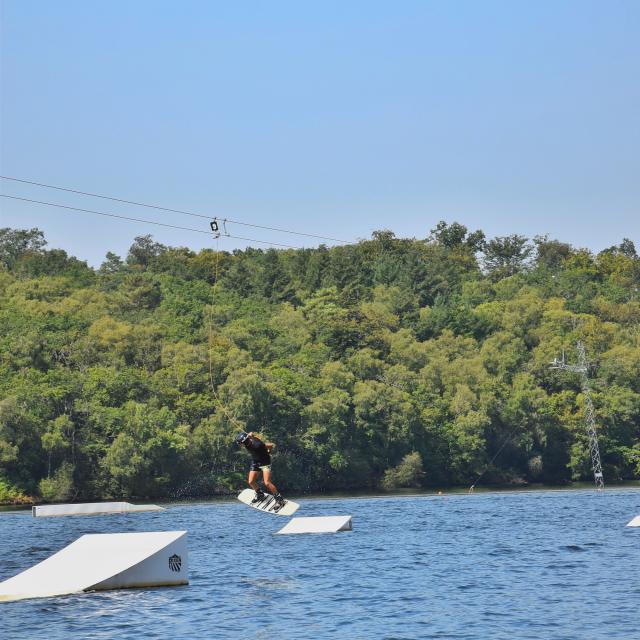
left=3, top=480, right=640, bottom=513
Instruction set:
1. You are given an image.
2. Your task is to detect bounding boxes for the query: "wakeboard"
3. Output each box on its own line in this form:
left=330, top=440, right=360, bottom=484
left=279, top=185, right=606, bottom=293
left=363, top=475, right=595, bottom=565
left=237, top=489, right=299, bottom=516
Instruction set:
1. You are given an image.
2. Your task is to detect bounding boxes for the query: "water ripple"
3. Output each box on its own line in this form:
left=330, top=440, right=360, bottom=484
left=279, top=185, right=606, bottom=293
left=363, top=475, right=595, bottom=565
left=1, top=489, right=640, bottom=639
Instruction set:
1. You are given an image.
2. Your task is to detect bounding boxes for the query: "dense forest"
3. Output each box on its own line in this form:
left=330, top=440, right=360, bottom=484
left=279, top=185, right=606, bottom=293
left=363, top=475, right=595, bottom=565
left=1, top=223, right=639, bottom=504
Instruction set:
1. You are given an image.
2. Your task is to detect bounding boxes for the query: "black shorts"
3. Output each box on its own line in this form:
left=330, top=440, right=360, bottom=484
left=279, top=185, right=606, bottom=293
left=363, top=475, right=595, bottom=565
left=250, top=460, right=272, bottom=472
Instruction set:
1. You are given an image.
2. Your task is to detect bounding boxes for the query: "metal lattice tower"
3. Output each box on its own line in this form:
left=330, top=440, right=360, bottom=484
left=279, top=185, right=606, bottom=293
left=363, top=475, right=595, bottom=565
left=550, top=341, right=604, bottom=490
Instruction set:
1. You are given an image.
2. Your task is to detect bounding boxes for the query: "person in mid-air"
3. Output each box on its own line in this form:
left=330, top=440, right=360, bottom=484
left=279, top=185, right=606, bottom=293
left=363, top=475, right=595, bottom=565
left=235, top=431, right=286, bottom=509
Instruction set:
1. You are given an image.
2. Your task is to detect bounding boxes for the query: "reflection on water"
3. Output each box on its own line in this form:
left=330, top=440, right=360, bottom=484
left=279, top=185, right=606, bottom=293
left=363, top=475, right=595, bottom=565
left=1, top=488, right=640, bottom=639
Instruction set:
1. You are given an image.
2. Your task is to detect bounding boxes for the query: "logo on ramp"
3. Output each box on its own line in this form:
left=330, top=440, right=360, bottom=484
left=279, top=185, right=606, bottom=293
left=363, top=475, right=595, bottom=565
left=168, top=554, right=182, bottom=572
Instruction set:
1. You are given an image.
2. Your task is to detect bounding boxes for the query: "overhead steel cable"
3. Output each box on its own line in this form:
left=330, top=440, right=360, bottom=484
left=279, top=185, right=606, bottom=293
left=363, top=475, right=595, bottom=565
left=468, top=434, right=517, bottom=493
left=207, top=235, right=244, bottom=431
left=0, top=175, right=349, bottom=244
left=0, top=194, right=300, bottom=249
left=1, top=194, right=211, bottom=234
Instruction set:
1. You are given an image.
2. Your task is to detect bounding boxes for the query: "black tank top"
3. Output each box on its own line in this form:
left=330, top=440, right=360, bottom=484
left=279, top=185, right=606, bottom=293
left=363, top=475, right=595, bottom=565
left=244, top=436, right=271, bottom=465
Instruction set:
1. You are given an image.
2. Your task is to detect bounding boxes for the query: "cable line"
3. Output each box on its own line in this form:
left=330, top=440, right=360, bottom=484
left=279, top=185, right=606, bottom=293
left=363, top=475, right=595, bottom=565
left=0, top=175, right=349, bottom=244
left=207, top=236, right=244, bottom=430
left=0, top=194, right=300, bottom=249
left=2, top=194, right=211, bottom=234
left=468, top=434, right=517, bottom=493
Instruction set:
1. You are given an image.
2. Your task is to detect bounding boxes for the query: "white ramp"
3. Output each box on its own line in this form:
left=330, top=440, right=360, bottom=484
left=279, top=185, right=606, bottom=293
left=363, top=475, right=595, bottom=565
left=32, top=502, right=164, bottom=517
left=0, top=531, right=188, bottom=602
left=276, top=515, right=352, bottom=535
left=626, top=515, right=640, bottom=527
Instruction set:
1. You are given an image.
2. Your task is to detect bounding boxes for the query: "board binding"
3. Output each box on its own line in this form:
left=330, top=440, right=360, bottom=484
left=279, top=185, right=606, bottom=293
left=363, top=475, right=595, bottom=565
left=237, top=489, right=299, bottom=516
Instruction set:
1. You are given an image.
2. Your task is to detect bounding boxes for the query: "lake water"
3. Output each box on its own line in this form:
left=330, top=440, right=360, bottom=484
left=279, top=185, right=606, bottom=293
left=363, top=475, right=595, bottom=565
left=1, top=488, right=639, bottom=639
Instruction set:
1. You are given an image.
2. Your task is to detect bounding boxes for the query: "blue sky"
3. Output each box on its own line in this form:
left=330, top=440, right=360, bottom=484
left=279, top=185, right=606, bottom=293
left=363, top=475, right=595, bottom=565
left=1, top=0, right=638, bottom=266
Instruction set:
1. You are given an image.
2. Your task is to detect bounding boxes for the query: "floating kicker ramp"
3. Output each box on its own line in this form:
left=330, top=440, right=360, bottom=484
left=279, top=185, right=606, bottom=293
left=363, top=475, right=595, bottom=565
left=626, top=515, right=640, bottom=527
left=276, top=515, right=352, bottom=534
left=32, top=502, right=164, bottom=517
left=0, top=531, right=188, bottom=602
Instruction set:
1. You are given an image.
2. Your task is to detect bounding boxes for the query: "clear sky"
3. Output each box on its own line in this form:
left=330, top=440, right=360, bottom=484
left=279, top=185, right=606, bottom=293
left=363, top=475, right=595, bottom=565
left=1, top=0, right=638, bottom=266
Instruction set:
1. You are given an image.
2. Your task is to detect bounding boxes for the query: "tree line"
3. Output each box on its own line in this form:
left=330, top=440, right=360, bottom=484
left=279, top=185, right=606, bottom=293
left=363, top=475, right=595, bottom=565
left=0, top=223, right=639, bottom=503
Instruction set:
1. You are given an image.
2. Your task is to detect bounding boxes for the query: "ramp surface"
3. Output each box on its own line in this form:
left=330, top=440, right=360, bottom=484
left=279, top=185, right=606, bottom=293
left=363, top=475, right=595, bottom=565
left=32, top=502, right=164, bottom=517
left=276, top=515, right=352, bottom=534
left=626, top=515, right=640, bottom=527
left=0, top=531, right=188, bottom=602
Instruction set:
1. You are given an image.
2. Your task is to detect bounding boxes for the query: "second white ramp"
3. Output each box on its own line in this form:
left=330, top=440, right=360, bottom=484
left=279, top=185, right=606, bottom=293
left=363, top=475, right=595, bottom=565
left=32, top=502, right=164, bottom=517
left=276, top=516, right=352, bottom=534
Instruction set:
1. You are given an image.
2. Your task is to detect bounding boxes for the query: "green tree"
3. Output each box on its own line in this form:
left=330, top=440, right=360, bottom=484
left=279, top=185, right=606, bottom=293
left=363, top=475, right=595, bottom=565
left=126, top=235, right=167, bottom=268
left=483, top=235, right=533, bottom=279
left=429, top=221, right=485, bottom=253
left=382, top=451, right=424, bottom=489
left=0, top=227, right=46, bottom=269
